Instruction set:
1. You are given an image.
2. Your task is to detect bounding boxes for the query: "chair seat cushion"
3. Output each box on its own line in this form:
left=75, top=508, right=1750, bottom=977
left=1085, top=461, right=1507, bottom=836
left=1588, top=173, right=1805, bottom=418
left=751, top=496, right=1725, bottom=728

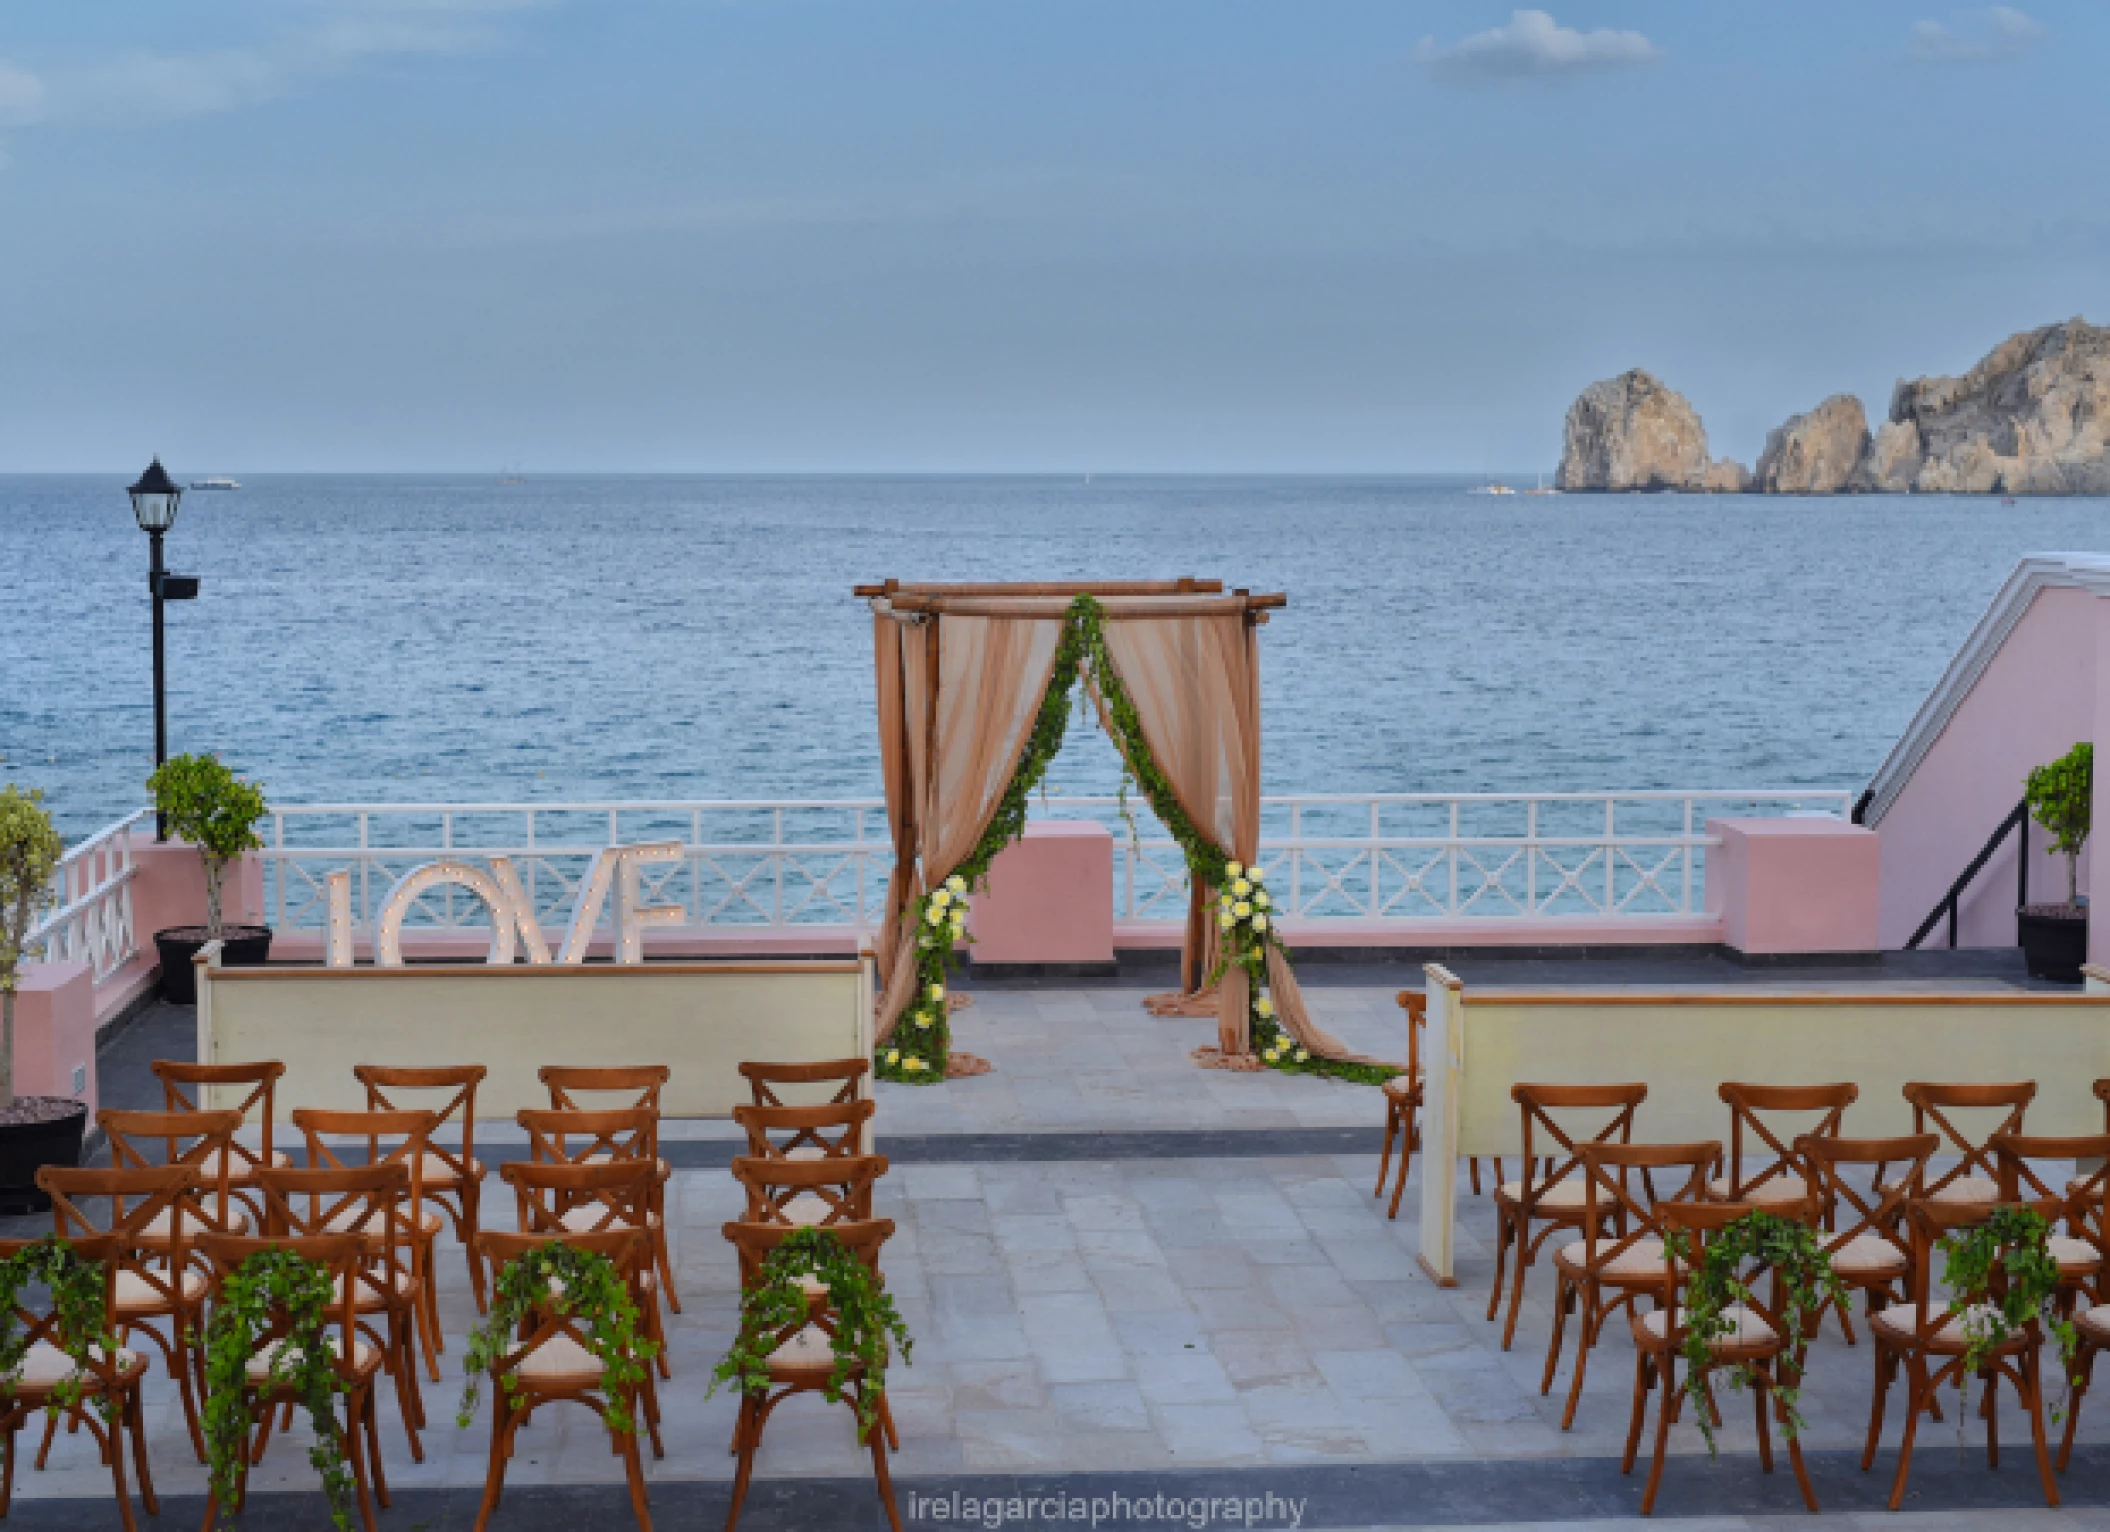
left=1878, top=1174, right=1999, bottom=1206
left=417, top=1152, right=486, bottom=1188
left=1707, top=1174, right=1811, bottom=1208
left=556, top=1206, right=661, bottom=1235
left=1499, top=1178, right=1593, bottom=1212
left=2079, top=1305, right=2110, bottom=1343
left=325, top=1206, right=444, bottom=1239
left=198, top=1148, right=292, bottom=1184
left=784, top=1146, right=829, bottom=1163
left=1557, top=1237, right=1669, bottom=1280
left=1871, top=1302, right=2004, bottom=1349
left=1829, top=1233, right=1908, bottom=1278
left=114, top=1269, right=208, bottom=1315
left=1382, top=1074, right=1423, bottom=1101
left=16, top=1342, right=140, bottom=1390
left=767, top=1323, right=863, bottom=1379
left=332, top=1270, right=418, bottom=1311
left=782, top=1193, right=842, bottom=1228
left=246, top=1334, right=380, bottom=1381
left=1641, top=1304, right=1777, bottom=1351
left=2049, top=1234, right=2102, bottom=1273
left=138, top=1207, right=251, bottom=1241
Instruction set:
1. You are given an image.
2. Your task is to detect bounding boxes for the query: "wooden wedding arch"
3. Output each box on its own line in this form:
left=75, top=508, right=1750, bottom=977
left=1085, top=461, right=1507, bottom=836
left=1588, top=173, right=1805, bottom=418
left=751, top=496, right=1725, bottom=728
left=854, top=579, right=1386, bottom=1085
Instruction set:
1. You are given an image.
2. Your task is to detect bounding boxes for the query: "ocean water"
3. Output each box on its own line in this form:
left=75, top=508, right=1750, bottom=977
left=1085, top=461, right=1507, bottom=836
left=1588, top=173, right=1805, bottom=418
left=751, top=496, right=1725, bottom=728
left=3, top=473, right=2106, bottom=840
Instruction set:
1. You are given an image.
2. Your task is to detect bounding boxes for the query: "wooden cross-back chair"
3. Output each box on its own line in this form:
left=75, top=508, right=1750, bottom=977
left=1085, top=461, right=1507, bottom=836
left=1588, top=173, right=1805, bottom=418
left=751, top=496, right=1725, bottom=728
left=1714, top=1082, right=1856, bottom=1209
left=501, top=1160, right=671, bottom=1382
left=148, top=1060, right=289, bottom=1226
left=0, top=1234, right=157, bottom=1532
left=1862, top=1196, right=2065, bottom=1511
left=719, top=1218, right=901, bottom=1532
left=36, top=1165, right=208, bottom=1465
left=1543, top=1139, right=1723, bottom=1432
left=1377, top=993, right=1504, bottom=1220
left=730, top=1154, right=889, bottom=1232
left=467, top=1229, right=661, bottom=1532
left=1623, top=1200, right=1822, bottom=1516
left=2049, top=1138, right=2110, bottom=1469
left=524, top=1084, right=681, bottom=1315
left=733, top=1100, right=875, bottom=1164
left=1488, top=1083, right=1647, bottom=1351
left=1992, top=1131, right=2110, bottom=1302
left=1897, top=1081, right=2034, bottom=1207
left=97, top=1108, right=248, bottom=1248
left=1798, top=1132, right=1938, bottom=1347
left=255, top=1163, right=426, bottom=1461
left=290, top=1108, right=445, bottom=1383
left=195, top=1232, right=389, bottom=1532
left=740, top=1058, right=868, bottom=1115
left=353, top=1064, right=491, bottom=1314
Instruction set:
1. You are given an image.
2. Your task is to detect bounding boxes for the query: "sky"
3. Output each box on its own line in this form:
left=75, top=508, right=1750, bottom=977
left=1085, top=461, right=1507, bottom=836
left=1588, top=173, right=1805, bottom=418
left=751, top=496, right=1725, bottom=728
left=1, top=1, right=2105, bottom=473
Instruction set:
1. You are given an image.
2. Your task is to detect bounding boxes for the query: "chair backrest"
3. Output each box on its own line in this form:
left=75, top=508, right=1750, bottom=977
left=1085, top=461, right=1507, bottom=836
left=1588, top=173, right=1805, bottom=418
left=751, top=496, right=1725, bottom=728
left=1992, top=1131, right=2110, bottom=1250
left=729, top=1153, right=889, bottom=1226
left=152, top=1060, right=285, bottom=1180
left=515, top=1107, right=655, bottom=1167
left=1716, top=1082, right=1856, bottom=1197
left=289, top=1109, right=435, bottom=1216
left=39, top=1166, right=200, bottom=1320
left=1897, top=1194, right=2064, bottom=1348
left=720, top=1215, right=895, bottom=1290
left=739, top=1058, right=868, bottom=1110
left=353, top=1065, right=486, bottom=1186
left=255, top=1164, right=416, bottom=1302
left=1572, top=1140, right=1721, bottom=1275
left=196, top=1233, right=366, bottom=1376
left=732, top=1099, right=876, bottom=1161
left=1511, top=1083, right=1648, bottom=1204
left=98, top=1108, right=245, bottom=1231
left=0, top=1235, right=123, bottom=1389
left=500, top=1160, right=654, bottom=1236
left=1653, top=1199, right=1814, bottom=1347
left=1799, top=1132, right=1939, bottom=1272
left=1394, top=991, right=1426, bottom=1078
left=539, top=1066, right=669, bottom=1115
left=1902, top=1081, right=2034, bottom=1198
left=472, top=1228, right=653, bottom=1386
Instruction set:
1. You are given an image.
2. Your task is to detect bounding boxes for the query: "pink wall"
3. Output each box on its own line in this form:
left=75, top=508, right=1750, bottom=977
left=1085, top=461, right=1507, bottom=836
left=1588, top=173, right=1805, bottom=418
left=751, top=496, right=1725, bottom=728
left=8, top=962, right=98, bottom=1113
left=1706, top=818, right=1879, bottom=954
left=131, top=840, right=265, bottom=943
left=1875, top=586, right=2098, bottom=949
left=967, top=821, right=1115, bottom=964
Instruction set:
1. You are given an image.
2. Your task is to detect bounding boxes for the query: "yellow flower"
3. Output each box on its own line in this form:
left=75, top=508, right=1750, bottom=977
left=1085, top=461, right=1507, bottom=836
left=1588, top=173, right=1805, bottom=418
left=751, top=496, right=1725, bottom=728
left=1255, top=997, right=1275, bottom=1018
left=1226, top=861, right=1244, bottom=879
left=1218, top=912, right=1235, bottom=930
left=1264, top=1047, right=1280, bottom=1063
left=946, top=875, right=967, bottom=895
left=1231, top=878, right=1251, bottom=897
left=1253, top=891, right=1270, bottom=910
left=932, top=889, right=952, bottom=910
left=1251, top=913, right=1268, bottom=932
left=905, top=1057, right=927, bottom=1072
left=1233, top=901, right=1251, bottom=919
left=1294, top=1048, right=1309, bottom=1063
left=925, top=906, right=944, bottom=926
left=1249, top=865, right=1266, bottom=884
left=915, top=1014, right=931, bottom=1029
left=928, top=983, right=946, bottom=1002
left=885, top=1049, right=900, bottom=1065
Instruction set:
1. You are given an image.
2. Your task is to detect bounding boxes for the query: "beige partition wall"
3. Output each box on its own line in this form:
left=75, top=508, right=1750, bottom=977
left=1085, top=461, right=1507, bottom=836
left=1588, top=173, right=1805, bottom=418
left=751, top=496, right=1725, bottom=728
left=1417, top=964, right=2110, bottom=1285
left=194, top=948, right=874, bottom=1119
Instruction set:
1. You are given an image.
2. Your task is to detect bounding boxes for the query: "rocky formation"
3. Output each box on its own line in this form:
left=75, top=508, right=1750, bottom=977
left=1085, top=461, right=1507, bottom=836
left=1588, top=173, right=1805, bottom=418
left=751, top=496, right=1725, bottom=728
left=1754, top=394, right=1869, bottom=494
left=1878, top=318, right=2110, bottom=495
left=1555, top=369, right=1750, bottom=493
left=1853, top=420, right=1920, bottom=493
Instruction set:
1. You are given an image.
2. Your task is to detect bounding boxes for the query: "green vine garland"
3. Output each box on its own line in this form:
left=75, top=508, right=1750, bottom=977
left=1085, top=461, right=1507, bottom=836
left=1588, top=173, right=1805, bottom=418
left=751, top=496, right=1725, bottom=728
left=202, top=1248, right=355, bottom=1531
left=878, top=594, right=1393, bottom=1087
left=1938, top=1206, right=2080, bottom=1418
left=1665, top=1212, right=1848, bottom=1456
left=0, top=1237, right=119, bottom=1425
left=708, top=1227, right=913, bottom=1438
left=458, top=1240, right=656, bottom=1435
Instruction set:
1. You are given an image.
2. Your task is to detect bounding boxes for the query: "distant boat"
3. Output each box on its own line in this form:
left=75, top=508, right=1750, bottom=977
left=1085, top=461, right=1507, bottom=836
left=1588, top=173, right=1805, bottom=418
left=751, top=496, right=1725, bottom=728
left=498, top=464, right=527, bottom=485
left=1521, top=473, right=1561, bottom=496
left=1467, top=481, right=1516, bottom=496
left=189, top=477, right=241, bottom=491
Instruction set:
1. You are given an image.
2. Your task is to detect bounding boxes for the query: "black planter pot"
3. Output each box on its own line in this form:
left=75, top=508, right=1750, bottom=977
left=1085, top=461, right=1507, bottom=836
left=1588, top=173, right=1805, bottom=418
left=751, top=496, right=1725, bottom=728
left=155, top=924, right=273, bottom=1005
left=2018, top=903, right=2088, bottom=984
left=0, top=1100, right=88, bottom=1215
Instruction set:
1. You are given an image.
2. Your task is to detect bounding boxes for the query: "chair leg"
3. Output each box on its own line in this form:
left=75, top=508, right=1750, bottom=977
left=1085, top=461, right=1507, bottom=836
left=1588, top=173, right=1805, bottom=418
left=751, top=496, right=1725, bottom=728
left=1375, top=1101, right=1398, bottom=1197
left=865, top=1387, right=904, bottom=1532
left=1985, top=1367, right=2000, bottom=1468
left=465, top=1188, right=490, bottom=1317
left=341, top=1398, right=379, bottom=1532
left=1753, top=1366, right=1774, bottom=1473
left=2024, top=1349, right=2061, bottom=1508
left=1469, top=1157, right=1483, bottom=1196
left=1386, top=1117, right=1414, bottom=1221
left=725, top=1396, right=760, bottom=1532
left=1887, top=1360, right=1929, bottom=1511
left=1501, top=1221, right=1533, bottom=1350
left=473, top=1400, right=513, bottom=1532
left=105, top=1404, right=139, bottom=1532
left=33, top=1409, right=58, bottom=1470
left=621, top=1401, right=656, bottom=1532
left=879, top=1393, right=901, bottom=1452
left=1485, top=1210, right=1512, bottom=1323
left=1640, top=1351, right=1676, bottom=1516
left=1861, top=1346, right=1894, bottom=1472
left=363, top=1386, right=391, bottom=1509
left=1540, top=1275, right=1572, bottom=1397
left=1621, top=1351, right=1651, bottom=1474
left=2, top=1420, right=16, bottom=1520
left=2058, top=1341, right=2095, bottom=1471
left=389, top=1310, right=426, bottom=1460
left=1560, top=1297, right=1598, bottom=1431
left=1781, top=1375, right=1819, bottom=1511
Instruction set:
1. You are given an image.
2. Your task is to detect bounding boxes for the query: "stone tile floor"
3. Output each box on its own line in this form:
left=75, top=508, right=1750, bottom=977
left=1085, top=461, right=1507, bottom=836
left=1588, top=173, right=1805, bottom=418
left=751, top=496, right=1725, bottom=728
left=10, top=971, right=2105, bottom=1528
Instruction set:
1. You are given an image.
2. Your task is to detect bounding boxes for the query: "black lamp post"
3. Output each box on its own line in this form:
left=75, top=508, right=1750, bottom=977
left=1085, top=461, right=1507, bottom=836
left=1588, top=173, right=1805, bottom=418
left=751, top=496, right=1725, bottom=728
left=128, top=459, right=199, bottom=840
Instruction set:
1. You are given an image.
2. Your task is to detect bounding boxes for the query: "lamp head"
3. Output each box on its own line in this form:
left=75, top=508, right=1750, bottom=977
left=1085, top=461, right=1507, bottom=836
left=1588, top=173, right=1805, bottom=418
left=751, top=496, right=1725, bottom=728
left=128, top=458, right=182, bottom=533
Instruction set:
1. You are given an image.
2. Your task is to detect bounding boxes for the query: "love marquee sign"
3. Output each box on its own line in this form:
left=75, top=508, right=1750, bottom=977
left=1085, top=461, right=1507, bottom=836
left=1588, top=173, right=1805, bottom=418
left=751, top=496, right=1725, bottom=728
left=324, top=841, right=684, bottom=967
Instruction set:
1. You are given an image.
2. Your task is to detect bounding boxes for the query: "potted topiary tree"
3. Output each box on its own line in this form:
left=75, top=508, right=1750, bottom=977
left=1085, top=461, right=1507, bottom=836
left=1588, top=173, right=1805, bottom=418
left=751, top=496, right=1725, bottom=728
left=0, top=785, right=89, bottom=1211
left=147, top=754, right=271, bottom=1005
left=2020, top=741, right=2091, bottom=983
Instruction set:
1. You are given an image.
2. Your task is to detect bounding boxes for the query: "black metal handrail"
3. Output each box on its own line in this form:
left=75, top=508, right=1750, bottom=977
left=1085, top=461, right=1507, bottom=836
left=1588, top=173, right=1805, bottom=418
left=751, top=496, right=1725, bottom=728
left=1906, top=797, right=2029, bottom=950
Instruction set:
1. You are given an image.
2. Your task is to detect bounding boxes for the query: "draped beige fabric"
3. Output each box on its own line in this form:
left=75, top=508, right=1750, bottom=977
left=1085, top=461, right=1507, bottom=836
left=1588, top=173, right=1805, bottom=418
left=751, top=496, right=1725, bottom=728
left=875, top=613, right=1065, bottom=1040
left=871, top=610, right=915, bottom=996
left=1098, top=612, right=1374, bottom=1065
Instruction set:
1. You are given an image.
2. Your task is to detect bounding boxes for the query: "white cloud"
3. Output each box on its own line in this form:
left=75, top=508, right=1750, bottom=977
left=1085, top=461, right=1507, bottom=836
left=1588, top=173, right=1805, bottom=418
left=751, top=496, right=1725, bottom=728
left=1413, top=9, right=1661, bottom=82
left=1908, top=6, right=2044, bottom=62
left=0, top=60, right=46, bottom=126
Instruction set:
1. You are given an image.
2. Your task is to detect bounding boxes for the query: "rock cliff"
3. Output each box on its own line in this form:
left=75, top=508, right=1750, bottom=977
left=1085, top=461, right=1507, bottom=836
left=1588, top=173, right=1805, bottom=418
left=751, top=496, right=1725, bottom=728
left=1754, top=394, right=1868, bottom=495
left=1880, top=318, right=2110, bottom=494
left=1555, top=369, right=1749, bottom=493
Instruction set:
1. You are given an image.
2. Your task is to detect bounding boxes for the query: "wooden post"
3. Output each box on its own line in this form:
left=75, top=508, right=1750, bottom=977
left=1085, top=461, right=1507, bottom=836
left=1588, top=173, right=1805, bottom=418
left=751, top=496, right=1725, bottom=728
left=1417, top=964, right=1465, bottom=1287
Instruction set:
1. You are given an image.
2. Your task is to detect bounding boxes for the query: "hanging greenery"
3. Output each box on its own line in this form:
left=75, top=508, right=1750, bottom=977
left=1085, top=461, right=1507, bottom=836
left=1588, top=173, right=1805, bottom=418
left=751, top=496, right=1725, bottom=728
left=878, top=595, right=1391, bottom=1087
left=708, top=1226, right=913, bottom=1438
left=1937, top=1206, right=2079, bottom=1418
left=0, top=1236, right=119, bottom=1425
left=1665, top=1212, right=1847, bottom=1457
left=457, top=1240, right=656, bottom=1435
left=201, top=1248, right=355, bottom=1532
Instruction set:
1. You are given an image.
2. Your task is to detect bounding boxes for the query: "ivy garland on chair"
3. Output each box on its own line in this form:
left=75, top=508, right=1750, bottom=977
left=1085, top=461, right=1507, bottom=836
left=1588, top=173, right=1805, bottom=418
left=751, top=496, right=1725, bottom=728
left=1666, top=1212, right=1847, bottom=1457
left=457, top=1240, right=657, bottom=1434
left=1938, top=1206, right=2079, bottom=1419
left=202, top=1248, right=355, bottom=1532
left=708, top=1226, right=913, bottom=1438
left=0, top=1236, right=119, bottom=1424
left=878, top=595, right=1396, bottom=1087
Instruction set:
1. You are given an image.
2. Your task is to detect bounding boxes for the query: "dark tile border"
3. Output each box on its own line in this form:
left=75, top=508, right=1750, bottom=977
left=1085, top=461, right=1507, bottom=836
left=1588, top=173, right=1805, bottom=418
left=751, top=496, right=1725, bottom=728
left=642, top=1127, right=1388, bottom=1171
left=8, top=1449, right=2108, bottom=1529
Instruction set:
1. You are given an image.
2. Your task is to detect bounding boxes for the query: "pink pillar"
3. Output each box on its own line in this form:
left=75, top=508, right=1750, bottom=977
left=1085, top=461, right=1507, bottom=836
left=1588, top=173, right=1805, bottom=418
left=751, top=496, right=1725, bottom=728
left=966, top=821, right=1115, bottom=965
left=130, top=840, right=266, bottom=940
left=6, top=962, right=98, bottom=1112
left=1706, top=818, right=1880, bottom=956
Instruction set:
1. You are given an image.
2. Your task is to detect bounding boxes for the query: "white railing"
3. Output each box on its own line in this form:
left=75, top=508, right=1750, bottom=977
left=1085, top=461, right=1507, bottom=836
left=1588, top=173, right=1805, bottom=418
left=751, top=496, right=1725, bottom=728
left=252, top=791, right=1853, bottom=937
left=28, top=810, right=148, bottom=985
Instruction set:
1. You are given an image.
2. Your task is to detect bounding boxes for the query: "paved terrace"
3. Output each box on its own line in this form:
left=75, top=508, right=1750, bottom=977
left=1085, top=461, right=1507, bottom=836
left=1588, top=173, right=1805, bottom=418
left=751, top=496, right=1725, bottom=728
left=11, top=952, right=2110, bottom=1530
